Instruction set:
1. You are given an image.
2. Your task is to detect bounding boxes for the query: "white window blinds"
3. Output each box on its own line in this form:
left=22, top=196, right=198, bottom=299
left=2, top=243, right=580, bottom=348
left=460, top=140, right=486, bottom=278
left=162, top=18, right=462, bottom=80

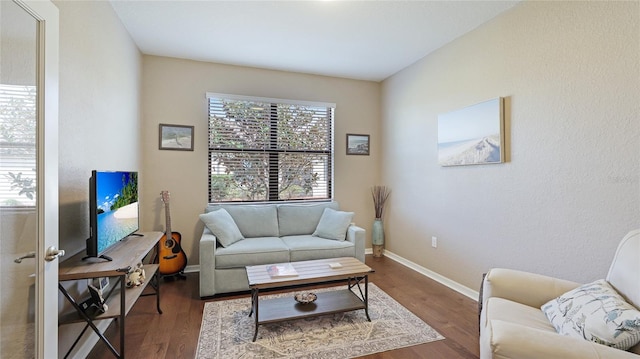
left=207, top=93, right=335, bottom=202
left=0, top=84, right=36, bottom=207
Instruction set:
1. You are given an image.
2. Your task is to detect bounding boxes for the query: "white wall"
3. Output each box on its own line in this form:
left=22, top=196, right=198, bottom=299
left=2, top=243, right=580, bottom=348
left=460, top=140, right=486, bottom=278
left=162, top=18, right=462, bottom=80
left=56, top=0, right=142, bottom=256
left=381, top=1, right=640, bottom=291
left=53, top=0, right=142, bottom=356
left=140, top=56, right=381, bottom=265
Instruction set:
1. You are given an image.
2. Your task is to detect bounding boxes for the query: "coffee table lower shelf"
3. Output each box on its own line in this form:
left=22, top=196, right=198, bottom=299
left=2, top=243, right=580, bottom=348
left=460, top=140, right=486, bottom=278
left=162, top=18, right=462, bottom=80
left=259, top=289, right=365, bottom=322
left=250, top=283, right=370, bottom=342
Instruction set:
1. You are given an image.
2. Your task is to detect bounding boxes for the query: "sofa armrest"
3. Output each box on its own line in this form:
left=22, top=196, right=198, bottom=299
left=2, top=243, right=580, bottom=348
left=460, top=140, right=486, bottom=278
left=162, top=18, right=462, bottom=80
left=483, top=268, right=581, bottom=309
left=199, top=227, right=218, bottom=298
left=484, top=320, right=639, bottom=359
left=346, top=225, right=365, bottom=263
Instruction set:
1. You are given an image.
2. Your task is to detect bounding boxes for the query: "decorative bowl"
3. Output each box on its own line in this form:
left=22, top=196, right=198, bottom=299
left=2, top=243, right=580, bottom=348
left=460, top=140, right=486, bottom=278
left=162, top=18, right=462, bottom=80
left=294, top=292, right=317, bottom=304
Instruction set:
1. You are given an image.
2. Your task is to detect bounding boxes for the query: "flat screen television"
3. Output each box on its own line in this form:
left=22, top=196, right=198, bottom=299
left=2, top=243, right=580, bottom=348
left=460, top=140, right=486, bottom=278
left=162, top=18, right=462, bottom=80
left=85, top=170, right=140, bottom=261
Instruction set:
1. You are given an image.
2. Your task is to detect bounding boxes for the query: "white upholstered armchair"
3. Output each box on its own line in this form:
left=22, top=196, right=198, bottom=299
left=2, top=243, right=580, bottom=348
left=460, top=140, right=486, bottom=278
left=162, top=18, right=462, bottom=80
left=480, top=229, right=640, bottom=358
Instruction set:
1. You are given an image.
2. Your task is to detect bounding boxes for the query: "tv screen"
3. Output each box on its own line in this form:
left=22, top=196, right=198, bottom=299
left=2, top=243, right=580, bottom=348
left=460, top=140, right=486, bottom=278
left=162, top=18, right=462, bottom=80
left=86, top=170, right=139, bottom=260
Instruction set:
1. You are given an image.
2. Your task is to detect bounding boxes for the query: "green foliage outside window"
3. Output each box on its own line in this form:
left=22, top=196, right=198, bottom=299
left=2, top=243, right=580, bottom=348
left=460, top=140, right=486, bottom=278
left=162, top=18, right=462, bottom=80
left=209, top=98, right=332, bottom=202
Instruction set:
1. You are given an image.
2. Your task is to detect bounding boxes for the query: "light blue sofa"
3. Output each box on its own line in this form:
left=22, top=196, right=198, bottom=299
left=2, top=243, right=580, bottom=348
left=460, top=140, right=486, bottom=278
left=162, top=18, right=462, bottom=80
left=199, top=202, right=366, bottom=297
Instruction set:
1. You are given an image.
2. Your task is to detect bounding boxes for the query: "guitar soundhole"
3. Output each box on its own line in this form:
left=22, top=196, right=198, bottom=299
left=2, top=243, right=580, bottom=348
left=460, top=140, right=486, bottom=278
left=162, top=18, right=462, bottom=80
left=165, top=238, right=175, bottom=248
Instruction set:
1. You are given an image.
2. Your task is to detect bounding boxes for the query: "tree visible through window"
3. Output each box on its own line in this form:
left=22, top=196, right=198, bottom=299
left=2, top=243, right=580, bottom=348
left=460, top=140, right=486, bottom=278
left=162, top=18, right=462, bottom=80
left=207, top=93, right=334, bottom=202
left=0, top=84, right=36, bottom=207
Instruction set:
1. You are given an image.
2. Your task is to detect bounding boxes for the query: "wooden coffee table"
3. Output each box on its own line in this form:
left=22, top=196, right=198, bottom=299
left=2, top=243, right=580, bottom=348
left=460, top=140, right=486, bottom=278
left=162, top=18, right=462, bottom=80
left=246, top=257, right=374, bottom=341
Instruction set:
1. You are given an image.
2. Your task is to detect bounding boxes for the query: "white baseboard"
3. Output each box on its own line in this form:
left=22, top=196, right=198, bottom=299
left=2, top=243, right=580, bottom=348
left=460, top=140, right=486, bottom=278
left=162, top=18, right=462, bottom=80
left=185, top=248, right=478, bottom=301
left=184, top=264, right=200, bottom=273
left=381, top=249, right=479, bottom=301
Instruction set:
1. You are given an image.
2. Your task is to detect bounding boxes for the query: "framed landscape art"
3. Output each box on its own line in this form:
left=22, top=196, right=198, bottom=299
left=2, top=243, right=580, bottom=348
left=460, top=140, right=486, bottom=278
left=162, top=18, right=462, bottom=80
left=346, top=134, right=370, bottom=155
left=437, top=97, right=504, bottom=166
left=159, top=124, right=194, bottom=151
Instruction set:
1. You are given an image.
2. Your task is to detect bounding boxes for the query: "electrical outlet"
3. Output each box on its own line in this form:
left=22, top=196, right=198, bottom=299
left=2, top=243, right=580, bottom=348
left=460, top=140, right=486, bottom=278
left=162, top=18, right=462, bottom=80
left=431, top=236, right=437, bottom=248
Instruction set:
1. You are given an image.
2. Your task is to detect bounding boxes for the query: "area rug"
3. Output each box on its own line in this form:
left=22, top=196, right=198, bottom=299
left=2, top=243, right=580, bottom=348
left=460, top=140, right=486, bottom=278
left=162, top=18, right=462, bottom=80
left=196, top=284, right=444, bottom=358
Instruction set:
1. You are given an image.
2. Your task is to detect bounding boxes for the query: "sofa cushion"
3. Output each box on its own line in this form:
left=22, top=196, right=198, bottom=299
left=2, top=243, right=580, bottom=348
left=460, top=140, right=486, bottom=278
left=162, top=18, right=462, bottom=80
left=312, top=208, right=353, bottom=241
left=278, top=202, right=339, bottom=236
left=282, top=235, right=355, bottom=262
left=541, top=279, right=640, bottom=350
left=485, top=297, right=557, bottom=333
left=214, top=237, right=290, bottom=269
left=199, top=209, right=244, bottom=248
left=484, top=320, right=628, bottom=359
left=207, top=204, right=279, bottom=238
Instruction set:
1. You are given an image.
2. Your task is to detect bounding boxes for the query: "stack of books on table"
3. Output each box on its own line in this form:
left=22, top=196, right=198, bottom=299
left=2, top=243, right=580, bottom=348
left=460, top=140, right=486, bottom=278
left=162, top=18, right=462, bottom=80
left=266, top=263, right=298, bottom=278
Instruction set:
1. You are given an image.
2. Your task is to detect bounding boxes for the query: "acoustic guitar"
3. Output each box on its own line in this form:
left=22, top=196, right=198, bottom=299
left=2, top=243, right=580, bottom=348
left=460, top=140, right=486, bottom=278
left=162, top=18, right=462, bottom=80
left=155, top=190, right=187, bottom=276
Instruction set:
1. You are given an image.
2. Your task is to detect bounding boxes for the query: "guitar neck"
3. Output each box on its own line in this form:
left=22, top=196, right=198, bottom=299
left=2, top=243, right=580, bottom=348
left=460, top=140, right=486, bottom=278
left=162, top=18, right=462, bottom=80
left=164, top=202, right=172, bottom=235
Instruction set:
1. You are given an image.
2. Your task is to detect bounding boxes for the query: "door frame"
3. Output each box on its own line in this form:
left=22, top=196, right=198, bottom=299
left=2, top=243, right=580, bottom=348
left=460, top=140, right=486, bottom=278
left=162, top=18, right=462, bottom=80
left=13, top=0, right=60, bottom=357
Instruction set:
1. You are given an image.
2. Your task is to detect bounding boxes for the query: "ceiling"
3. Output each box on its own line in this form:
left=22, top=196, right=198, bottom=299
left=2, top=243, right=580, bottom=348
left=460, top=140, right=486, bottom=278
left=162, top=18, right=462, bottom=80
left=109, top=0, right=520, bottom=82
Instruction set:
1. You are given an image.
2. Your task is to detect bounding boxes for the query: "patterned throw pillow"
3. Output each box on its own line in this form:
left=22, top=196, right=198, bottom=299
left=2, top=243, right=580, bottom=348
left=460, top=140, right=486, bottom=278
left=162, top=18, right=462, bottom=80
left=541, top=279, right=640, bottom=350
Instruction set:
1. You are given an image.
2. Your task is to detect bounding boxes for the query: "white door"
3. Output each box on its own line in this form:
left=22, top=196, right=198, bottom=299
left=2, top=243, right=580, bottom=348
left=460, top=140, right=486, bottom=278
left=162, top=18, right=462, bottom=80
left=0, top=0, right=60, bottom=358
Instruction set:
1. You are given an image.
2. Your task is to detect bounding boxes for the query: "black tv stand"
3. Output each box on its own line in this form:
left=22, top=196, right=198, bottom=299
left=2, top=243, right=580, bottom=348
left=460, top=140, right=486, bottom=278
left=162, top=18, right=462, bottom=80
left=129, top=233, right=144, bottom=237
left=81, top=254, right=113, bottom=261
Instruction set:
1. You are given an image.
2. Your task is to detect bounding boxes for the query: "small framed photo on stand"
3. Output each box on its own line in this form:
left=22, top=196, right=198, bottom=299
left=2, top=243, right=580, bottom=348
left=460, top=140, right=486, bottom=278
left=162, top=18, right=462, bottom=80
left=92, top=277, right=109, bottom=292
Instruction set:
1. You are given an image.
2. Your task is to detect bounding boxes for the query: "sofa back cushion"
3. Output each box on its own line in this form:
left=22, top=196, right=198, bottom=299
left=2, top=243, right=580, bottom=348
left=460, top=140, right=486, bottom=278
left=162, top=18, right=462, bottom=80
left=278, top=202, right=339, bottom=236
left=607, top=229, right=640, bottom=308
left=206, top=204, right=279, bottom=238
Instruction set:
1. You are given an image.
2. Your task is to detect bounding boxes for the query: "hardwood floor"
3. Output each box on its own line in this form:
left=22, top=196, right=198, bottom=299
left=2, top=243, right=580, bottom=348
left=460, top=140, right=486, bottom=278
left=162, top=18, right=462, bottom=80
left=86, top=255, right=480, bottom=359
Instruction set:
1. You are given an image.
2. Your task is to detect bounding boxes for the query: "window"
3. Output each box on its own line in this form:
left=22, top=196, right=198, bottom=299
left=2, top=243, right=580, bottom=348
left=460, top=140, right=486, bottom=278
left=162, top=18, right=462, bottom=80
left=207, top=93, right=335, bottom=203
left=0, top=84, right=36, bottom=207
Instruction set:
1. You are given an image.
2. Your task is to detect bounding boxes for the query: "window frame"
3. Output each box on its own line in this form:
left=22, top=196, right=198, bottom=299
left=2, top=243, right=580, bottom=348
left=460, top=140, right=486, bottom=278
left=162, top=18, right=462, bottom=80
left=206, top=92, right=336, bottom=204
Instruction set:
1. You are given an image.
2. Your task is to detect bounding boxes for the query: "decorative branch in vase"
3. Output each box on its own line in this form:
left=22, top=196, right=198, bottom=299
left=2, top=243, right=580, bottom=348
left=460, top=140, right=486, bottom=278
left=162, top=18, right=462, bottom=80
left=371, top=185, right=390, bottom=258
left=372, top=185, right=391, bottom=219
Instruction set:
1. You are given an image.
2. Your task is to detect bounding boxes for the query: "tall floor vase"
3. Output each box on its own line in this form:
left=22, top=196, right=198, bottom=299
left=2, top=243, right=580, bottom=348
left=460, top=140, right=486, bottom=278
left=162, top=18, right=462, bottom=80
left=372, top=218, right=384, bottom=257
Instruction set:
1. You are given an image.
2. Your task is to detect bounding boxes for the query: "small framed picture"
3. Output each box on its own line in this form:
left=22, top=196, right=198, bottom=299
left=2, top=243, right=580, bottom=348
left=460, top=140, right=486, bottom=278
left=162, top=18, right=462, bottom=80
left=346, top=134, right=370, bottom=155
left=159, top=124, right=194, bottom=151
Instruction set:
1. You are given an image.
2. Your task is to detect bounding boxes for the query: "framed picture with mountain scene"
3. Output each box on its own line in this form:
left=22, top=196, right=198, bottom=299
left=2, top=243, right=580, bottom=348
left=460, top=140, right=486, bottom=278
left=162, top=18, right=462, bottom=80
left=437, top=97, right=504, bottom=166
